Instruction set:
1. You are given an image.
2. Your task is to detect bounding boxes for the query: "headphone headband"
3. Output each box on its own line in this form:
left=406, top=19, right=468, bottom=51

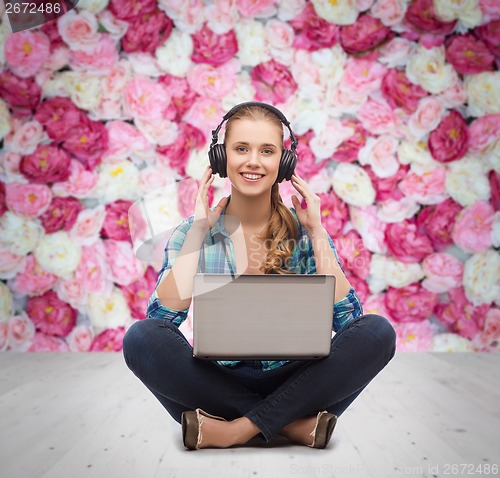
left=210, top=101, right=298, bottom=152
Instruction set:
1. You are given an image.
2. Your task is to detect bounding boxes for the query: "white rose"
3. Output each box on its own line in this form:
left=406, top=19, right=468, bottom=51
left=156, top=30, right=194, bottom=77
left=311, top=0, right=359, bottom=25
left=406, top=45, right=456, bottom=94
left=127, top=52, right=164, bottom=78
left=235, top=19, right=271, bottom=67
left=434, top=0, right=482, bottom=29
left=378, top=37, right=417, bottom=68
left=358, top=135, right=400, bottom=178
left=69, top=205, right=106, bottom=247
left=310, top=118, right=355, bottom=160
left=0, top=247, right=26, bottom=280
left=67, top=324, right=94, bottom=352
left=397, top=138, right=441, bottom=174
left=87, top=287, right=132, bottom=332
left=77, top=0, right=108, bottom=14
left=0, top=98, right=12, bottom=142
left=430, top=333, right=476, bottom=352
left=59, top=71, right=103, bottom=111
left=34, top=231, right=82, bottom=279
left=408, top=97, right=446, bottom=140
left=7, top=312, right=35, bottom=352
left=464, top=72, right=500, bottom=117
left=369, top=254, right=424, bottom=292
left=286, top=95, right=329, bottom=135
left=94, top=160, right=140, bottom=204
left=0, top=282, right=14, bottom=321
left=377, top=197, right=420, bottom=223
left=265, top=19, right=295, bottom=66
left=277, top=0, right=306, bottom=21
left=221, top=71, right=257, bottom=112
left=332, top=163, right=376, bottom=207
left=0, top=211, right=42, bottom=256
left=134, top=117, right=179, bottom=147
left=445, top=157, right=490, bottom=207
left=463, top=249, right=500, bottom=306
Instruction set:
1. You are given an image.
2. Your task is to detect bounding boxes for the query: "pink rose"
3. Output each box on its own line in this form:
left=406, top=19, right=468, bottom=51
left=335, top=230, right=371, bottom=280
left=61, top=115, right=109, bottom=171
left=404, top=0, right=456, bottom=35
left=26, top=290, right=77, bottom=337
left=345, top=273, right=370, bottom=304
left=385, top=283, right=438, bottom=322
left=237, top=0, right=277, bottom=18
left=363, top=293, right=396, bottom=323
left=339, top=13, right=391, bottom=54
left=398, top=166, right=448, bottom=205
left=385, top=219, right=434, bottom=263
left=103, top=121, right=152, bottom=164
left=75, top=241, right=112, bottom=294
left=51, top=159, right=99, bottom=198
left=370, top=0, right=407, bottom=26
left=393, top=320, right=436, bottom=352
left=445, top=33, right=495, bottom=75
left=4, top=30, right=51, bottom=78
left=90, top=326, right=126, bottom=351
left=478, top=0, right=500, bottom=23
left=0, top=247, right=26, bottom=280
left=332, top=119, right=371, bottom=164
left=468, top=114, right=500, bottom=156
left=33, top=96, right=81, bottom=143
left=5, top=119, right=45, bottom=155
left=54, top=276, right=89, bottom=311
left=0, top=322, right=8, bottom=351
left=187, top=59, right=240, bottom=99
left=20, top=144, right=71, bottom=184
left=475, top=20, right=500, bottom=57
left=408, top=97, right=445, bottom=138
left=365, top=164, right=408, bottom=202
left=158, top=74, right=199, bottom=121
left=290, top=2, right=339, bottom=51
left=191, top=24, right=238, bottom=66
left=70, top=33, right=120, bottom=70
left=489, top=171, right=500, bottom=212
left=358, top=135, right=400, bottom=178
left=70, top=205, right=106, bottom=246
left=435, top=287, right=489, bottom=340
left=7, top=313, right=35, bottom=351
left=350, top=204, right=388, bottom=253
left=109, top=0, right=156, bottom=20
left=124, top=76, right=171, bottom=121
left=183, top=97, right=226, bottom=140
left=101, top=200, right=134, bottom=242
left=158, top=123, right=205, bottom=177
left=121, top=10, right=173, bottom=54
left=378, top=37, right=416, bottom=68
left=177, top=177, right=205, bottom=219
left=422, top=252, right=464, bottom=293
left=67, top=324, right=94, bottom=352
left=381, top=68, right=429, bottom=114
left=250, top=59, right=298, bottom=105
left=10, top=254, right=58, bottom=297
left=289, top=131, right=329, bottom=179
left=472, top=307, right=500, bottom=351
left=28, top=333, right=69, bottom=352
left=452, top=200, right=494, bottom=253
left=104, top=239, right=144, bottom=286
left=416, top=199, right=462, bottom=252
left=0, top=182, right=6, bottom=217
left=357, top=98, right=398, bottom=135
left=5, top=182, right=52, bottom=218
left=119, top=266, right=158, bottom=320
left=0, top=70, right=41, bottom=118
left=341, top=58, right=387, bottom=95
left=57, top=9, right=100, bottom=51
left=428, top=110, right=469, bottom=163
left=318, top=191, right=349, bottom=238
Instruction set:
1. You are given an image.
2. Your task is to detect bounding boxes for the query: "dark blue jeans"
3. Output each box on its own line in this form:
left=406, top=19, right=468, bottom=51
left=122, top=313, right=396, bottom=443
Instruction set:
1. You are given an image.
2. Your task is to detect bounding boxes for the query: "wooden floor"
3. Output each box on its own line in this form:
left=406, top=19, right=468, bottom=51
left=0, top=352, right=498, bottom=478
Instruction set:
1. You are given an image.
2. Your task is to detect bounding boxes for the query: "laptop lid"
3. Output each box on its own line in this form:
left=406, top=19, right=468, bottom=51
left=192, top=273, right=336, bottom=360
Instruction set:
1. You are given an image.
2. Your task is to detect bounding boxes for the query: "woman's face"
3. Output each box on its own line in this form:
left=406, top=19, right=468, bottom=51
left=225, top=118, right=283, bottom=194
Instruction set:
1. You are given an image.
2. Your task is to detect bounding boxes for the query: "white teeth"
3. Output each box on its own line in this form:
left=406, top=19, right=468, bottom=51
left=242, top=174, right=262, bottom=179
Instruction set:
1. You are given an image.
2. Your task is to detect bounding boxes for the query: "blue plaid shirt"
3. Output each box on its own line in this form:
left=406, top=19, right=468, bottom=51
left=146, top=194, right=363, bottom=371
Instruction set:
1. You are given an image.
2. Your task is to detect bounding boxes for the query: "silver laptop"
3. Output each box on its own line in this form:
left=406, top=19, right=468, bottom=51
left=192, top=273, right=336, bottom=360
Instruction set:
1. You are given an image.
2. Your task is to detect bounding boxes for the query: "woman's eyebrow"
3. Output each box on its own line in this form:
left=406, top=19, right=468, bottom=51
left=232, top=142, right=278, bottom=148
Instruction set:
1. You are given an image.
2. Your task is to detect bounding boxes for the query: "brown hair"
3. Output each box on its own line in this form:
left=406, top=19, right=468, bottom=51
left=223, top=105, right=299, bottom=275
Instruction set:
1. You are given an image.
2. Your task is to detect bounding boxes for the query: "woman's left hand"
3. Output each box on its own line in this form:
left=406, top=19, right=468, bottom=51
left=290, top=173, right=323, bottom=232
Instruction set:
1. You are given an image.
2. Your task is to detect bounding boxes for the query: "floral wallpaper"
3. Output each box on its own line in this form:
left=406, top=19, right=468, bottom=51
left=0, top=0, right=498, bottom=353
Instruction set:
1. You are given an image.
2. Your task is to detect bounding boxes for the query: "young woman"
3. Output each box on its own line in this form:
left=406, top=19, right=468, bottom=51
left=123, top=103, right=397, bottom=450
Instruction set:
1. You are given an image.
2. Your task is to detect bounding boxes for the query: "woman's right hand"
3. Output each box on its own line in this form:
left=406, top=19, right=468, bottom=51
left=193, top=166, right=229, bottom=233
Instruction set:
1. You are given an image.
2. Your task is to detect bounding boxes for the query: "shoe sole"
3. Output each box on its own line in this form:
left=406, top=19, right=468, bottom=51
left=313, top=414, right=337, bottom=449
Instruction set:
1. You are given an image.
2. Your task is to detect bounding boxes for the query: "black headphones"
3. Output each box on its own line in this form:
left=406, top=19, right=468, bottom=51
left=208, top=101, right=298, bottom=184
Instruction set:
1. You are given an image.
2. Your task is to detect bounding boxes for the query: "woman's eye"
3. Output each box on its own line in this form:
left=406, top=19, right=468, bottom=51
left=236, top=147, right=247, bottom=153
left=263, top=149, right=273, bottom=155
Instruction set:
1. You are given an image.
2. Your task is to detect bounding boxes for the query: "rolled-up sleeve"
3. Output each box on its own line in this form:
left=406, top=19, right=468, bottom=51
left=145, top=220, right=192, bottom=327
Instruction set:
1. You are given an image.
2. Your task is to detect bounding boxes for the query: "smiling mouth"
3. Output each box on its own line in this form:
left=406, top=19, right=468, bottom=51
left=240, top=173, right=264, bottom=182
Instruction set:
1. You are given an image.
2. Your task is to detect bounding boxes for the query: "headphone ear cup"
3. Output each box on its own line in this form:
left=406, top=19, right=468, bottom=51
left=276, top=149, right=297, bottom=183
left=209, top=144, right=227, bottom=178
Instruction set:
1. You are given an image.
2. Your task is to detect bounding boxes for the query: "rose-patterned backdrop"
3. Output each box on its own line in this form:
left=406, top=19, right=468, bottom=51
left=0, top=0, right=498, bottom=354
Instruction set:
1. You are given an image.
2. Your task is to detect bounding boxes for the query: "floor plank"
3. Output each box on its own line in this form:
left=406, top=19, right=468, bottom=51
left=0, top=352, right=499, bottom=478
